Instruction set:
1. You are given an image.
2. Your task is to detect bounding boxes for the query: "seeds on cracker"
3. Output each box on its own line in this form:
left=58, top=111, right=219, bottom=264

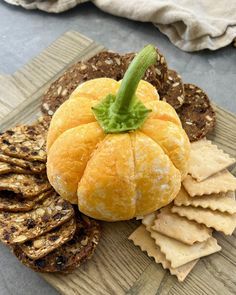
left=152, top=207, right=212, bottom=245
left=122, top=48, right=168, bottom=92
left=0, top=190, right=53, bottom=212
left=0, top=193, right=74, bottom=244
left=177, top=84, right=216, bottom=142
left=13, top=215, right=101, bottom=272
left=159, top=69, right=185, bottom=109
left=189, top=139, right=236, bottom=181
left=0, top=161, right=31, bottom=175
left=0, top=173, right=51, bottom=198
left=88, top=51, right=127, bottom=80
left=41, top=52, right=128, bottom=116
left=128, top=225, right=198, bottom=282
left=172, top=206, right=236, bottom=235
left=183, top=170, right=236, bottom=197
left=0, top=153, right=45, bottom=173
left=35, top=116, right=51, bottom=130
left=150, top=229, right=221, bottom=268
left=0, top=123, right=47, bottom=162
left=174, top=188, right=236, bottom=214
left=41, top=49, right=168, bottom=116
left=20, top=217, right=76, bottom=259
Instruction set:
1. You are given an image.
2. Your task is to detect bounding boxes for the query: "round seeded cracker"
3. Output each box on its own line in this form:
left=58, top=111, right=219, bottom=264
left=41, top=49, right=168, bottom=116
left=41, top=51, right=123, bottom=116
left=159, top=69, right=185, bottom=109
left=121, top=48, right=168, bottom=91
left=177, top=84, right=216, bottom=142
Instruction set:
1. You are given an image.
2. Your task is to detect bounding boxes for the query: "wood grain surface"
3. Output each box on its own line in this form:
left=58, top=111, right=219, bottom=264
left=0, top=31, right=236, bottom=295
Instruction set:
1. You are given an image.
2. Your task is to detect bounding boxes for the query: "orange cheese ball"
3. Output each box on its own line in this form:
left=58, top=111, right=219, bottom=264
left=47, top=78, right=190, bottom=221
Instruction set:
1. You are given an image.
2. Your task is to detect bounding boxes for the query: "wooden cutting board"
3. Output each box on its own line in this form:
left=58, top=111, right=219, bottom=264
left=0, top=31, right=236, bottom=295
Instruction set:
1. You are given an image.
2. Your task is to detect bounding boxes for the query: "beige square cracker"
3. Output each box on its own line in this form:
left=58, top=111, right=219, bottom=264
left=152, top=208, right=212, bottom=245
left=175, top=188, right=236, bottom=214
left=228, top=191, right=235, bottom=200
left=189, top=139, right=235, bottom=181
left=150, top=229, right=221, bottom=268
left=142, top=212, right=157, bottom=228
left=129, top=225, right=198, bottom=282
left=172, top=205, right=236, bottom=235
left=183, top=170, right=236, bottom=197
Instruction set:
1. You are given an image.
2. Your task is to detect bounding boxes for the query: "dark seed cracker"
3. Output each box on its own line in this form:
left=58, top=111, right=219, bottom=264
left=0, top=189, right=53, bottom=212
left=0, top=161, right=32, bottom=175
left=0, top=153, right=45, bottom=174
left=177, top=84, right=216, bottom=142
left=41, top=49, right=168, bottom=116
left=0, top=173, right=51, bottom=199
left=0, top=192, right=74, bottom=244
left=86, top=51, right=125, bottom=80
left=20, top=217, right=76, bottom=260
left=0, top=123, right=47, bottom=162
left=159, top=69, right=185, bottom=109
left=41, top=52, right=123, bottom=116
left=41, top=62, right=83, bottom=116
left=34, top=116, right=51, bottom=131
left=122, top=48, right=168, bottom=92
left=13, top=213, right=101, bottom=272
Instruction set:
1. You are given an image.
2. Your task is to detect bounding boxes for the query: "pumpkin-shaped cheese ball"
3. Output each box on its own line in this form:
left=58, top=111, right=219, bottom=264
left=47, top=46, right=190, bottom=221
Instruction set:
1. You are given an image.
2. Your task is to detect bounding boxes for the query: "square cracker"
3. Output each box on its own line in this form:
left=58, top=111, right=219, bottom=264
left=228, top=191, right=236, bottom=200
left=174, top=188, right=236, bottom=214
left=172, top=205, right=236, bottom=235
left=129, top=225, right=198, bottom=282
left=0, top=173, right=51, bottom=198
left=142, top=212, right=157, bottom=227
left=189, top=139, right=235, bottom=181
left=183, top=170, right=236, bottom=197
left=152, top=207, right=212, bottom=245
left=149, top=229, right=221, bottom=268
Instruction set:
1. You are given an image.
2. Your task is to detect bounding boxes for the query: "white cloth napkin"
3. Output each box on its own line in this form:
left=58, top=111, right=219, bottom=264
left=5, top=0, right=236, bottom=52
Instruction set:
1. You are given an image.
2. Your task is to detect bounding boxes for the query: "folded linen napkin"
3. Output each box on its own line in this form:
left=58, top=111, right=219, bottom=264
left=4, top=0, right=236, bottom=52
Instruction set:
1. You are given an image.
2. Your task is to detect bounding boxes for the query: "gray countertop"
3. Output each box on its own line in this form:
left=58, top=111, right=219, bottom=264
left=0, top=2, right=235, bottom=295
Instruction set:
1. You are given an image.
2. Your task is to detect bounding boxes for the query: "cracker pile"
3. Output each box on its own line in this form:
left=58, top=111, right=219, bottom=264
left=0, top=117, right=101, bottom=273
left=129, top=139, right=236, bottom=282
left=41, top=50, right=216, bottom=142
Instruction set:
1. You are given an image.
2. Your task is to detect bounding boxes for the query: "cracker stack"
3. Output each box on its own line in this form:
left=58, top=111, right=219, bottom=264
left=129, top=139, right=236, bottom=282
left=0, top=117, right=101, bottom=272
